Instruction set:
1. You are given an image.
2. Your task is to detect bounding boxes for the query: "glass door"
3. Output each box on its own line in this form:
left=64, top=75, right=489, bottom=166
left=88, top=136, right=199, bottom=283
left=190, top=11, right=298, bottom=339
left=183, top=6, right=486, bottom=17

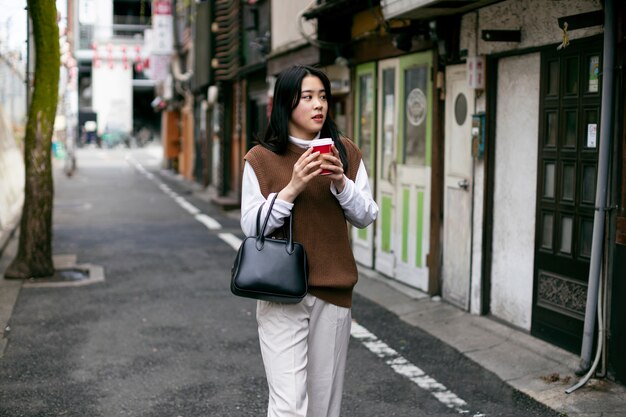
left=393, top=51, right=434, bottom=291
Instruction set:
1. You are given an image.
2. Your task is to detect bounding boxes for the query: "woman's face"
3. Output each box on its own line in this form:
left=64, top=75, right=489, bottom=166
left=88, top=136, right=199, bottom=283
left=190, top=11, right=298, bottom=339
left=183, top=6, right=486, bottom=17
left=288, top=75, right=328, bottom=140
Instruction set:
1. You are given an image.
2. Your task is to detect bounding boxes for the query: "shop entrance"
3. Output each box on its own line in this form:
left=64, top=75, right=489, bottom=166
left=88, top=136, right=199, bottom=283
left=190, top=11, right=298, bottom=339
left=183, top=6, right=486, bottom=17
left=374, top=52, right=435, bottom=292
left=532, top=38, right=602, bottom=352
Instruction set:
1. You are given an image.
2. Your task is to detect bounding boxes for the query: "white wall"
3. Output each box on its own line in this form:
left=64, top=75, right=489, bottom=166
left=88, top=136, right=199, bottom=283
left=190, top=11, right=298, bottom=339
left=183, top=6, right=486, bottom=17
left=461, top=0, right=602, bottom=56
left=490, top=53, right=540, bottom=330
left=94, top=0, right=113, bottom=42
left=92, top=64, right=133, bottom=135
left=270, top=0, right=316, bottom=55
left=459, top=0, right=602, bottom=323
left=0, top=106, right=24, bottom=235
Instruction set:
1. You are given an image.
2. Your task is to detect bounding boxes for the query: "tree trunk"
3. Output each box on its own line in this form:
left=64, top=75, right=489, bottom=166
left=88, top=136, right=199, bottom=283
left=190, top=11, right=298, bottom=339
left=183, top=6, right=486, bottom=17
left=5, top=0, right=60, bottom=279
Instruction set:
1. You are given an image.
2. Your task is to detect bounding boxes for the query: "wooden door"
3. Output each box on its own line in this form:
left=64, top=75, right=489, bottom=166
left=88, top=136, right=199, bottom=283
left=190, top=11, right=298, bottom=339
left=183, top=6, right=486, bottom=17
left=442, top=64, right=474, bottom=309
left=532, top=39, right=602, bottom=352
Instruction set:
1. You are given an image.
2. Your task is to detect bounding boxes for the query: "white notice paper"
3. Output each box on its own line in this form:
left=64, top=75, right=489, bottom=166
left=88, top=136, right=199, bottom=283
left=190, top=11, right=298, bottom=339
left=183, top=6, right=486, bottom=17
left=587, top=124, right=597, bottom=148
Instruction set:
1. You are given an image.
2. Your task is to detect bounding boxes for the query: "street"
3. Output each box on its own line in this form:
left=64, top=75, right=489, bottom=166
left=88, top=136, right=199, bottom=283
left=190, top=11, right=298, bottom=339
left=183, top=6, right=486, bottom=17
left=0, top=147, right=562, bottom=416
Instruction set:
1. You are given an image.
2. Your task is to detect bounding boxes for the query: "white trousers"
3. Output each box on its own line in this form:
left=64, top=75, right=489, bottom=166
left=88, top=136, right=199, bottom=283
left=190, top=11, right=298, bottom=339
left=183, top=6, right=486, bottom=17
left=256, top=294, right=352, bottom=417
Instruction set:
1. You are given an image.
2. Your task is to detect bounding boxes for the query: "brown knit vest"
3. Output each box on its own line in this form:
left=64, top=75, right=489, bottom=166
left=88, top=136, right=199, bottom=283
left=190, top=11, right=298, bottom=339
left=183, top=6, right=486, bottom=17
left=244, top=137, right=362, bottom=307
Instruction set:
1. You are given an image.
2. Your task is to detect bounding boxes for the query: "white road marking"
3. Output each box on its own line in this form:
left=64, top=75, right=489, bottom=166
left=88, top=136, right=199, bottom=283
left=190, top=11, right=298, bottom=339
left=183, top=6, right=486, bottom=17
left=195, top=213, right=222, bottom=230
left=218, top=232, right=243, bottom=251
left=351, top=321, right=485, bottom=416
left=174, top=196, right=201, bottom=215
left=158, top=183, right=172, bottom=193
left=128, top=155, right=222, bottom=232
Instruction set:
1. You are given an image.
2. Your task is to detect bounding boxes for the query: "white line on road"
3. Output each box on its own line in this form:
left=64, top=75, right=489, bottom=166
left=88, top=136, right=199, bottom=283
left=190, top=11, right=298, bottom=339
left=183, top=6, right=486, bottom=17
left=195, top=213, right=222, bottom=230
left=174, top=196, right=201, bottom=215
left=350, top=321, right=485, bottom=416
left=217, top=232, right=242, bottom=251
left=127, top=155, right=223, bottom=232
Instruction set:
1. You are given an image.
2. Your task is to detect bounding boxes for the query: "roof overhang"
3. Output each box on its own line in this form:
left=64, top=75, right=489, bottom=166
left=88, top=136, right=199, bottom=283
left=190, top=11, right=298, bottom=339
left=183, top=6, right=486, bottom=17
left=381, top=0, right=504, bottom=20
left=303, top=0, right=379, bottom=20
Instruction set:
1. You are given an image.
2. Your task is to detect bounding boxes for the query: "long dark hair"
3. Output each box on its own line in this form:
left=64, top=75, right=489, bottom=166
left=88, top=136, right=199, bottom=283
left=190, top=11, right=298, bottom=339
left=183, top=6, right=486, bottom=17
left=260, top=65, right=348, bottom=172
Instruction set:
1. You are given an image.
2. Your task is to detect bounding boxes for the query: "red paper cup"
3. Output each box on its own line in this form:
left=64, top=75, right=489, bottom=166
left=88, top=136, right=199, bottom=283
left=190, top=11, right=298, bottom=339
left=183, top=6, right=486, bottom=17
left=310, top=138, right=334, bottom=175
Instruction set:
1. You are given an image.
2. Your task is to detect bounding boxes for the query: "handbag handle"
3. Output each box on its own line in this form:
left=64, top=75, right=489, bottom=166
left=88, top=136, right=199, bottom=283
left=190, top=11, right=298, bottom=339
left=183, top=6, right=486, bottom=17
left=255, top=194, right=296, bottom=254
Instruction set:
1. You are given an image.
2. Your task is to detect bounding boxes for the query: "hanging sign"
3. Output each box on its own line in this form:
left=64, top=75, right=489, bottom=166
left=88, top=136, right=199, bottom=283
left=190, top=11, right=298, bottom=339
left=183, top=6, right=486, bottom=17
left=152, top=0, right=173, bottom=54
left=467, top=56, right=485, bottom=89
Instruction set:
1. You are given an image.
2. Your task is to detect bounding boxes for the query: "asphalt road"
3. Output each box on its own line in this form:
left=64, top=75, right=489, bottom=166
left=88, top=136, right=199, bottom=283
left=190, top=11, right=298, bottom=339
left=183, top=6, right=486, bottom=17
left=0, top=147, right=562, bottom=416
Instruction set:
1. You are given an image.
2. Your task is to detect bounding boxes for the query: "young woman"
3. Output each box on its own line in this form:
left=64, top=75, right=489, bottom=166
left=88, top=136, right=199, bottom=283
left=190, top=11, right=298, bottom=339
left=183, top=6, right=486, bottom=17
left=240, top=65, right=378, bottom=417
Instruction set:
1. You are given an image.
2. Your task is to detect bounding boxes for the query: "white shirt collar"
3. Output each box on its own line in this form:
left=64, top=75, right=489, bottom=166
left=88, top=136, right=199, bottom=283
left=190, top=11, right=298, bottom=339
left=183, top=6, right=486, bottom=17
left=289, top=132, right=321, bottom=149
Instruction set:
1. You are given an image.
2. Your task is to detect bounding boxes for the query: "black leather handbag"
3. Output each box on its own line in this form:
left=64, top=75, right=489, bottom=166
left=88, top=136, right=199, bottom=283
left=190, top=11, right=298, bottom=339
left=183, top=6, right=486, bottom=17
left=231, top=194, right=308, bottom=303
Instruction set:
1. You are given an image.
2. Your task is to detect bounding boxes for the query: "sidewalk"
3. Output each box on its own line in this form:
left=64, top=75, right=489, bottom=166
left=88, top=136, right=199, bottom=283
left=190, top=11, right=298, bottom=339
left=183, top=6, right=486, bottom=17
left=353, top=266, right=626, bottom=417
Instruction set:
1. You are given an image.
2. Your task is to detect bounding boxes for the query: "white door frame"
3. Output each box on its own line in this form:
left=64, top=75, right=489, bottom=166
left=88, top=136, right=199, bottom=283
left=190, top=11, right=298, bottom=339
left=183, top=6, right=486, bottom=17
left=374, top=58, right=399, bottom=278
left=352, top=62, right=377, bottom=268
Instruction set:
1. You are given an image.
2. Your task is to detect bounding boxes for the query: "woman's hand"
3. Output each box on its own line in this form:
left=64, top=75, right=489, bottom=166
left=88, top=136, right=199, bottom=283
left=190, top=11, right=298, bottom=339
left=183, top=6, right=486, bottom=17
left=277, top=147, right=322, bottom=203
left=321, top=145, right=346, bottom=193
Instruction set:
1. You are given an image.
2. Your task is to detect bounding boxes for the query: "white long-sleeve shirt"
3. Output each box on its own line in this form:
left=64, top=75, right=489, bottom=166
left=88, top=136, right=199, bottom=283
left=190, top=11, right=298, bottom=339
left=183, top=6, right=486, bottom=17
left=240, top=137, right=378, bottom=237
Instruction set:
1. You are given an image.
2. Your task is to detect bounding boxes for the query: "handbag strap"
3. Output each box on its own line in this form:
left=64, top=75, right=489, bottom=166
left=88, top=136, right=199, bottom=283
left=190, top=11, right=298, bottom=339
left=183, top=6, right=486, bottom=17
left=256, top=194, right=296, bottom=254
left=257, top=193, right=278, bottom=236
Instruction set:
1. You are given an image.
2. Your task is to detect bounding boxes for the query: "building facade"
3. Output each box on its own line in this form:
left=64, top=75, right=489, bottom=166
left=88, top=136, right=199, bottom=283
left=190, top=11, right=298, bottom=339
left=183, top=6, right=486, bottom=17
left=158, top=0, right=626, bottom=383
left=73, top=0, right=158, bottom=148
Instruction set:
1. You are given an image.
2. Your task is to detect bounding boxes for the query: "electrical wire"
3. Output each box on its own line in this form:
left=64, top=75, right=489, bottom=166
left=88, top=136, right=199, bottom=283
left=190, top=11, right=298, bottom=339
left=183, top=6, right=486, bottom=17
left=296, top=0, right=335, bottom=50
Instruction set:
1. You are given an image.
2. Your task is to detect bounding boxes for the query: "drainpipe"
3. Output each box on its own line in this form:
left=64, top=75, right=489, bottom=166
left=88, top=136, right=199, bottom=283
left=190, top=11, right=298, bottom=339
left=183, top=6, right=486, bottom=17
left=577, top=0, right=616, bottom=375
